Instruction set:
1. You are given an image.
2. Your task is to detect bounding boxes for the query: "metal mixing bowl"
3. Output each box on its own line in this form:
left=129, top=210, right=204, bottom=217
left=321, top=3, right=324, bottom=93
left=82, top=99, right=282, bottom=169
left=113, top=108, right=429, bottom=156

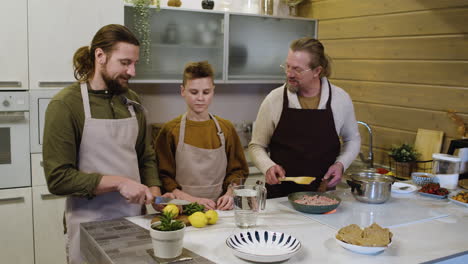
left=347, top=172, right=395, bottom=204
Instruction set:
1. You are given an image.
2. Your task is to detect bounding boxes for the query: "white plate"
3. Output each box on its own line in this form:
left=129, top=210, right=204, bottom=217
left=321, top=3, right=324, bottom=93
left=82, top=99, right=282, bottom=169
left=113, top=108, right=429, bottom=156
left=335, top=237, right=391, bottom=255
left=391, top=182, right=417, bottom=194
left=449, top=195, right=468, bottom=207
left=226, top=230, right=301, bottom=263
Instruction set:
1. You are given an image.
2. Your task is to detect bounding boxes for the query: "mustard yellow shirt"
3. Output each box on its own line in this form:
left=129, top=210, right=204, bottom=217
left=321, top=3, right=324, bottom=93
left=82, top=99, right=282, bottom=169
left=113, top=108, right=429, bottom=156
left=298, top=94, right=320, bottom=109
left=154, top=115, right=249, bottom=193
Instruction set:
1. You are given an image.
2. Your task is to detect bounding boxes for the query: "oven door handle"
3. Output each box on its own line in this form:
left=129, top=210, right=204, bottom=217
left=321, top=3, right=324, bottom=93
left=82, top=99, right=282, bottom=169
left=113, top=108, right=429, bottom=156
left=0, top=111, right=26, bottom=122
left=0, top=196, right=25, bottom=203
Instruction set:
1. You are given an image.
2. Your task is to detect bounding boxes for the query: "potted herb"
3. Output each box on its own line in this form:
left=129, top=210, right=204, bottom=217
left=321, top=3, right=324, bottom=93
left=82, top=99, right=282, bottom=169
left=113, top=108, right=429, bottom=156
left=150, top=211, right=185, bottom=259
left=388, top=143, right=420, bottom=179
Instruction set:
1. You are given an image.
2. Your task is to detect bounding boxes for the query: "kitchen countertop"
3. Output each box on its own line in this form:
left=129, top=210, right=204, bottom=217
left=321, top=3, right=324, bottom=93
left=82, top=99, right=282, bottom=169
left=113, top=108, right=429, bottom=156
left=81, top=189, right=468, bottom=264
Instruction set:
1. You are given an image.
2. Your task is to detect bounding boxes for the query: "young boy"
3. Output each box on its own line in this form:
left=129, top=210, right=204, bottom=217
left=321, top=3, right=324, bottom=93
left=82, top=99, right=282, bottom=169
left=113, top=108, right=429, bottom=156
left=155, top=61, right=248, bottom=210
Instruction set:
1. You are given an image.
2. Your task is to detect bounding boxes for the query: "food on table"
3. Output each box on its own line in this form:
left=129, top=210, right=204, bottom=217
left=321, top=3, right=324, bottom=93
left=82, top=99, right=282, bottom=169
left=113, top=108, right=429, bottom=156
left=451, top=191, right=468, bottom=203
left=418, top=183, right=449, bottom=196
left=294, top=194, right=339, bottom=205
left=205, top=209, right=218, bottom=225
left=318, top=179, right=328, bottom=192
left=188, top=212, right=208, bottom=228
left=376, top=168, right=390, bottom=174
left=162, top=204, right=179, bottom=218
left=336, top=223, right=393, bottom=247
left=183, top=202, right=205, bottom=215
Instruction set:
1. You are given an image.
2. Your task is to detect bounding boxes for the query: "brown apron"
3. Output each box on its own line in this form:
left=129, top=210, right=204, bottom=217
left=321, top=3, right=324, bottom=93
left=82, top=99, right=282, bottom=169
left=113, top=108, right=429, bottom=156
left=267, top=81, right=341, bottom=198
left=65, top=83, right=142, bottom=264
left=175, top=113, right=227, bottom=201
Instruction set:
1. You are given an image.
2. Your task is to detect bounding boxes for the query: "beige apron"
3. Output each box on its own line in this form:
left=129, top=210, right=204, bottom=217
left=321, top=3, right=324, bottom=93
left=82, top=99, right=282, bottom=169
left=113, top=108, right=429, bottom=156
left=65, top=83, right=142, bottom=264
left=175, top=113, right=227, bottom=201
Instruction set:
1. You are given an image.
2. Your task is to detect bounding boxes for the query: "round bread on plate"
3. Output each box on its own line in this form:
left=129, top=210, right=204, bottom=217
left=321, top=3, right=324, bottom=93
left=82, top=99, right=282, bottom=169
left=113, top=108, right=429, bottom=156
left=288, top=192, right=341, bottom=214
left=335, top=223, right=393, bottom=255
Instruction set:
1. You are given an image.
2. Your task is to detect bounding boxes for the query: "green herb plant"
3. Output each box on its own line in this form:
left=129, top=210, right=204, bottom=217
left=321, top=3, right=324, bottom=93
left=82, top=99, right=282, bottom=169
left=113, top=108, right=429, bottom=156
left=153, top=211, right=184, bottom=231
left=389, top=143, right=420, bottom=162
left=183, top=202, right=205, bottom=216
left=125, top=0, right=160, bottom=64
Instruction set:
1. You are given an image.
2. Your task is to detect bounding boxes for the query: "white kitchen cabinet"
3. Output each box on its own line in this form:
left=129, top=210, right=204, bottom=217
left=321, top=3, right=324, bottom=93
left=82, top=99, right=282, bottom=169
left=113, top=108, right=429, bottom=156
left=31, top=153, right=46, bottom=187
left=0, top=0, right=28, bottom=90
left=124, top=6, right=316, bottom=83
left=32, top=185, right=67, bottom=264
left=0, top=188, right=34, bottom=264
left=28, top=0, right=124, bottom=89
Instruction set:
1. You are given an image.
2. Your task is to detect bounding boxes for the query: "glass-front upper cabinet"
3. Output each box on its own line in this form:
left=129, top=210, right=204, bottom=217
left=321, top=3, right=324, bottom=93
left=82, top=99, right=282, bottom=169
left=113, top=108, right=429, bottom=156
left=228, top=14, right=316, bottom=82
left=125, top=7, right=225, bottom=82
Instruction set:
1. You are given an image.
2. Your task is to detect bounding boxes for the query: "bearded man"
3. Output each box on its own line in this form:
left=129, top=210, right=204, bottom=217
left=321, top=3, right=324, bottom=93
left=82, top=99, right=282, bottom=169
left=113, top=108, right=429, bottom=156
left=249, top=37, right=361, bottom=198
left=43, top=24, right=164, bottom=264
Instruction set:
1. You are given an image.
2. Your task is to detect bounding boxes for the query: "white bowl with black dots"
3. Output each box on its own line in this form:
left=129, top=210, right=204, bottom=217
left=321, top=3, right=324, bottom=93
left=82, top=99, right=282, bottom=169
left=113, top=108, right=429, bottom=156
left=225, top=230, right=301, bottom=263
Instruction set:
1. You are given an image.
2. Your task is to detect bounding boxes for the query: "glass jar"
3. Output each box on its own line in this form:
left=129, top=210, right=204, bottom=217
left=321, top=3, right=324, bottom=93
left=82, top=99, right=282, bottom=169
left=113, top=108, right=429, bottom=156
left=432, top=153, right=461, bottom=189
left=260, top=0, right=274, bottom=15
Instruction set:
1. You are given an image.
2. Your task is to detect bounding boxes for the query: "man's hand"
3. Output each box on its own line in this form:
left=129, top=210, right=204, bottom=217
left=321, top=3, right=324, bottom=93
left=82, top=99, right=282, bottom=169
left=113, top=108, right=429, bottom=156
left=323, top=162, right=344, bottom=187
left=216, top=194, right=234, bottom=210
left=265, top=165, right=286, bottom=185
left=117, top=179, right=153, bottom=205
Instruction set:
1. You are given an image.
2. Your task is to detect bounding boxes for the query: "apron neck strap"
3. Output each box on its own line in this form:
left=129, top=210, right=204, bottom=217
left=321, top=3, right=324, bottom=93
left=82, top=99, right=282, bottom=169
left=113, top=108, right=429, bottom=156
left=80, top=82, right=92, bottom=119
left=209, top=113, right=225, bottom=147
left=325, top=79, right=333, bottom=109
left=282, top=85, right=289, bottom=109
left=178, top=113, right=225, bottom=148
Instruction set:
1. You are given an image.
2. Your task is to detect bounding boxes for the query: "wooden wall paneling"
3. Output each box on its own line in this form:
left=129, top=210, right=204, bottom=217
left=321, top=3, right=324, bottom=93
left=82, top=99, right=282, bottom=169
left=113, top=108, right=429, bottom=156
left=318, top=8, right=468, bottom=39
left=331, top=60, right=468, bottom=87
left=353, top=102, right=468, bottom=139
left=300, top=0, right=468, bottom=20
left=333, top=80, right=468, bottom=113
left=358, top=125, right=415, bottom=150
left=321, top=35, right=468, bottom=60
left=360, top=145, right=391, bottom=167
left=360, top=136, right=456, bottom=167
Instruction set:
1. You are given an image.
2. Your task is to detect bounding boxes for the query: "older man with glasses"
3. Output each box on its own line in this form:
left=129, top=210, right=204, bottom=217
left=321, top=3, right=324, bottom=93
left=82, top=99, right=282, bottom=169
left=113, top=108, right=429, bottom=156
left=249, top=37, right=361, bottom=198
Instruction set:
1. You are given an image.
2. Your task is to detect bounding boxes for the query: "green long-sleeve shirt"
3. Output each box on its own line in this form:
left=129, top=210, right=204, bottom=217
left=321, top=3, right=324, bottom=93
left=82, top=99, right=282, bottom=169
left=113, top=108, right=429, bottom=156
left=43, top=82, right=161, bottom=199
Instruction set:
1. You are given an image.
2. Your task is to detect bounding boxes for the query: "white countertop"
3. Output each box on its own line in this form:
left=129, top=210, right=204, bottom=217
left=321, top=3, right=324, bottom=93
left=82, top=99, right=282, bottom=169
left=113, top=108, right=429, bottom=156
left=127, top=189, right=468, bottom=264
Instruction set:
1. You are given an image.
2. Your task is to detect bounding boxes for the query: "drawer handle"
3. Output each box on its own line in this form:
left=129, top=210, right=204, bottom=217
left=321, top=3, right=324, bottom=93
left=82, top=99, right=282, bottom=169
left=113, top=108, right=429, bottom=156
left=38, top=81, right=74, bottom=87
left=0, top=196, right=24, bottom=202
left=40, top=193, right=60, bottom=199
left=0, top=81, right=21, bottom=87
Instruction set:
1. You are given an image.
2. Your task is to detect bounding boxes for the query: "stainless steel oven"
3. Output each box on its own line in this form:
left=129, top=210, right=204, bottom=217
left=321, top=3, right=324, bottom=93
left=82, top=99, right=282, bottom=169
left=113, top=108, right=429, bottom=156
left=0, top=92, right=30, bottom=189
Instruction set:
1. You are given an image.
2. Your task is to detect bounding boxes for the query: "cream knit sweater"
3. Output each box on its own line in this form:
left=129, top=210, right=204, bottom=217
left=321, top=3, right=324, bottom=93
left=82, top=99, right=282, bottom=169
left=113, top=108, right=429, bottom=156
left=248, top=77, right=361, bottom=175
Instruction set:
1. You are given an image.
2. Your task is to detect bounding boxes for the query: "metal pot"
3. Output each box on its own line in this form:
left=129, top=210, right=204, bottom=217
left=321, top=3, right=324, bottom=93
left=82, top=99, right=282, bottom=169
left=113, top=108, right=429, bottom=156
left=346, top=172, right=394, bottom=204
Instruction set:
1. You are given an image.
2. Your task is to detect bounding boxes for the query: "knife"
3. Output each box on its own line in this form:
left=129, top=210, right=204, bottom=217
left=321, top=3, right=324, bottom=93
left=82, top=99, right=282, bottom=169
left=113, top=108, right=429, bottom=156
left=154, top=196, right=191, bottom=206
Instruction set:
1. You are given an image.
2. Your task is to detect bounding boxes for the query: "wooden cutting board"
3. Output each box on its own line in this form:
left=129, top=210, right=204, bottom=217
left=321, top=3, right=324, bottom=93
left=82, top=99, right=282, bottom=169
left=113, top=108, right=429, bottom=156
left=414, top=128, right=444, bottom=162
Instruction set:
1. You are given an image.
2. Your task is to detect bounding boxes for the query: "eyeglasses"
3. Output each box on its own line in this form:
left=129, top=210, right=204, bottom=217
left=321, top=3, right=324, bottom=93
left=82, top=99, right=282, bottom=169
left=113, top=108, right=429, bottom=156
left=280, top=63, right=312, bottom=76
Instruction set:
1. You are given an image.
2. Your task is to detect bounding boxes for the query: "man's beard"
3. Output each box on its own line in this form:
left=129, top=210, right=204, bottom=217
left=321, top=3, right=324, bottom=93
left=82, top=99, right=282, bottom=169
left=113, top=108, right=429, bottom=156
left=286, top=79, right=300, bottom=93
left=102, top=70, right=130, bottom=95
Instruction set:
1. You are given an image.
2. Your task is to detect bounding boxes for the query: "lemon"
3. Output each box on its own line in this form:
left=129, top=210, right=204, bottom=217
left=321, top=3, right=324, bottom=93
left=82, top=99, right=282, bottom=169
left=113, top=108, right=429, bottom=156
left=188, top=212, right=208, bottom=228
left=205, top=210, right=218, bottom=225
left=162, top=204, right=179, bottom=218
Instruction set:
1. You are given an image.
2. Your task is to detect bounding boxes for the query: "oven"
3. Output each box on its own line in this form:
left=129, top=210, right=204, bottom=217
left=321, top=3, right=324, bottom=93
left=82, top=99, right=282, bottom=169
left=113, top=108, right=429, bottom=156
left=0, top=92, right=30, bottom=189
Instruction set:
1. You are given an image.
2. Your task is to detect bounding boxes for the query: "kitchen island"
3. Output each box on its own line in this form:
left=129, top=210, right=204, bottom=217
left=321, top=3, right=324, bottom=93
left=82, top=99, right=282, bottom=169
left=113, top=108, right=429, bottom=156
left=81, top=189, right=468, bottom=264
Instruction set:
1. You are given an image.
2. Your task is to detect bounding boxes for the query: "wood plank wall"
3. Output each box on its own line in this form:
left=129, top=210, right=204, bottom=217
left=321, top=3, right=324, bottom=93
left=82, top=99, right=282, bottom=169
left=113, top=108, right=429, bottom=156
left=299, top=0, right=468, bottom=166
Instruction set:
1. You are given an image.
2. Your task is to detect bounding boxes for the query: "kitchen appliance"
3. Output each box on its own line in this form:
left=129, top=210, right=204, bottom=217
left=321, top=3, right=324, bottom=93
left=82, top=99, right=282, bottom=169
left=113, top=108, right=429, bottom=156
left=432, top=153, right=461, bottom=189
left=0, top=91, right=30, bottom=189
left=29, top=88, right=62, bottom=153
left=347, top=172, right=394, bottom=204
